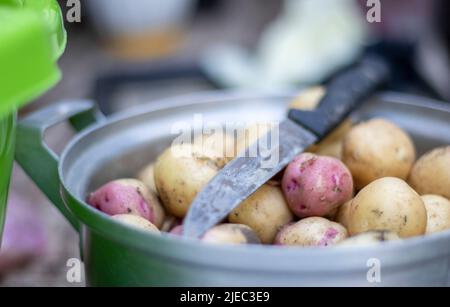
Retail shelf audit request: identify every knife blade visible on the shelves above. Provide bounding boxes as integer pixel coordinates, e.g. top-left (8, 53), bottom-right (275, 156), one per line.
top-left (183, 119), bottom-right (316, 238)
top-left (183, 55), bottom-right (390, 238)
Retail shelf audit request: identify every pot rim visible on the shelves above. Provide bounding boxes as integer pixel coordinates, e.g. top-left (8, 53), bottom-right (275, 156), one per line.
top-left (58, 90), bottom-right (450, 272)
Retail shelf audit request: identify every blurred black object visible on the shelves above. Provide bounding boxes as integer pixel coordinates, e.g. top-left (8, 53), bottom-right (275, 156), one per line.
top-left (197, 0), bottom-right (221, 11)
top-left (364, 41), bottom-right (445, 101)
top-left (93, 39), bottom-right (446, 115)
top-left (320, 40), bottom-right (446, 102)
top-left (93, 61), bottom-right (221, 114)
top-left (437, 0), bottom-right (449, 52)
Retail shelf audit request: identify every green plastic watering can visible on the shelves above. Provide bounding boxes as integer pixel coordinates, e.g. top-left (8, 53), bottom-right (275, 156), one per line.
top-left (0, 0), bottom-right (66, 239)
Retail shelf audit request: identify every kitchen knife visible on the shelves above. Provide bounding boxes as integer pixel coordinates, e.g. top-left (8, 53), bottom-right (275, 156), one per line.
top-left (183, 56), bottom-right (390, 238)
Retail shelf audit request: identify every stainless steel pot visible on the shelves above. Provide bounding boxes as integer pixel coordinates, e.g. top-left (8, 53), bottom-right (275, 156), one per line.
top-left (15, 91), bottom-right (450, 286)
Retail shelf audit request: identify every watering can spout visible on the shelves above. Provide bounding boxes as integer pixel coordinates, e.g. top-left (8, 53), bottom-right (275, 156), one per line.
top-left (0, 0), bottom-right (67, 239)
top-left (0, 0), bottom-right (67, 117)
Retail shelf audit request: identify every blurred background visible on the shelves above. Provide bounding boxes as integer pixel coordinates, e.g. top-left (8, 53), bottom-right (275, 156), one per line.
top-left (2, 0), bottom-right (449, 286)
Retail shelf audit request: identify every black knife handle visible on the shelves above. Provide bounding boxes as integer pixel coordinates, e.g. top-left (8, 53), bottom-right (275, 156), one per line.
top-left (288, 55), bottom-right (390, 138)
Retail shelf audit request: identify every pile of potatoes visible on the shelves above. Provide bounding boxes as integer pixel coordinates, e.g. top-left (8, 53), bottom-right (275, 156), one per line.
top-left (86, 86), bottom-right (450, 247)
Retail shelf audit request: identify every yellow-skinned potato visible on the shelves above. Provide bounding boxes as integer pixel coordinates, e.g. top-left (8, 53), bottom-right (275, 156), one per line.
top-left (202, 224), bottom-right (261, 245)
top-left (288, 86), bottom-right (325, 110)
top-left (289, 86), bottom-right (351, 159)
top-left (338, 230), bottom-right (400, 247)
top-left (408, 146), bottom-right (450, 199)
top-left (274, 217), bottom-right (347, 247)
top-left (194, 132), bottom-right (236, 163)
top-left (137, 163), bottom-right (157, 195)
top-left (154, 144), bottom-right (225, 218)
top-left (342, 119), bottom-right (416, 189)
top-left (311, 120), bottom-right (352, 159)
top-left (335, 199), bottom-right (353, 229)
top-left (228, 184), bottom-right (294, 244)
top-left (112, 214), bottom-right (160, 233)
top-left (348, 177), bottom-right (427, 238)
top-left (421, 195), bottom-right (450, 234)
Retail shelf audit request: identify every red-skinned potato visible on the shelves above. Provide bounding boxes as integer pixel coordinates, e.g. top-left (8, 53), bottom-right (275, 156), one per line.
top-left (87, 178), bottom-right (165, 228)
top-left (282, 153), bottom-right (353, 218)
top-left (274, 217), bottom-right (347, 247)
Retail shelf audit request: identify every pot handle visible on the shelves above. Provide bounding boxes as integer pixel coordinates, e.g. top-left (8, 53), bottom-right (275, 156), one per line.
top-left (15, 101), bottom-right (104, 232)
